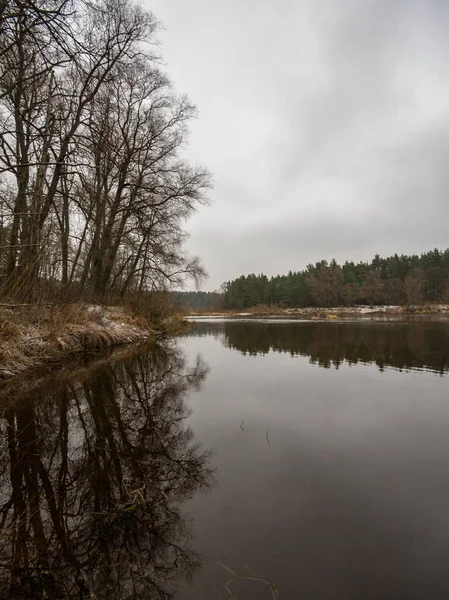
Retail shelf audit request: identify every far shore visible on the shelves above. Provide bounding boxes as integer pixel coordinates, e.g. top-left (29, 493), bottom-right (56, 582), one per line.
top-left (186, 304), bottom-right (449, 319)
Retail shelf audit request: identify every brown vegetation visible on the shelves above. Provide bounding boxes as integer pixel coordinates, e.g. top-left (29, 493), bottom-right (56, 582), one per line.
top-left (0, 0), bottom-right (209, 314)
top-left (0, 0), bottom-right (204, 383)
top-left (0, 302), bottom-right (187, 380)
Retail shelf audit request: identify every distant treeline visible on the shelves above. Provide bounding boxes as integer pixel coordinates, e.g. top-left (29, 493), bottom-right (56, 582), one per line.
top-left (171, 291), bottom-right (224, 310)
top-left (174, 248), bottom-right (449, 309)
top-left (224, 248), bottom-right (449, 308)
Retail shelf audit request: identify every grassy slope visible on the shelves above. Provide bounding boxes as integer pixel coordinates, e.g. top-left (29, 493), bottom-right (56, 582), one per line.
top-left (0, 302), bottom-right (186, 380)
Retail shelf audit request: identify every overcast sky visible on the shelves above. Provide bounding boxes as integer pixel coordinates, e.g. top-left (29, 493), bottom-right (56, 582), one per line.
top-left (145, 0), bottom-right (449, 290)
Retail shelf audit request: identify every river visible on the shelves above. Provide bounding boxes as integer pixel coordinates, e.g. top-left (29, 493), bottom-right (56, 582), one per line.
top-left (1, 318), bottom-right (449, 599)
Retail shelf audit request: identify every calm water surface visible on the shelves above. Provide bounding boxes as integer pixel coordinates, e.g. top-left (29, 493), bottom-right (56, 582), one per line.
top-left (1, 319), bottom-right (449, 599)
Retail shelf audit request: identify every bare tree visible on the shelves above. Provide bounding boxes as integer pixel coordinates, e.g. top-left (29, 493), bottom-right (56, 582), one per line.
top-left (0, 0), bottom-right (207, 303)
top-left (66, 56), bottom-right (210, 298)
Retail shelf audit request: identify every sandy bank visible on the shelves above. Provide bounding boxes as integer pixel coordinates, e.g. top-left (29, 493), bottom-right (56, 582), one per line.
top-left (187, 304), bottom-right (449, 319)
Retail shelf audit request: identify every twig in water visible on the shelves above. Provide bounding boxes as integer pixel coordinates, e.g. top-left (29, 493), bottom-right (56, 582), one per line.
top-left (266, 427), bottom-right (270, 446)
top-left (216, 562), bottom-right (279, 599)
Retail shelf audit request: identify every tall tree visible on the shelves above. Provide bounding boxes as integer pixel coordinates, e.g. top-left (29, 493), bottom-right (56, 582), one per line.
top-left (0, 0), bottom-right (210, 301)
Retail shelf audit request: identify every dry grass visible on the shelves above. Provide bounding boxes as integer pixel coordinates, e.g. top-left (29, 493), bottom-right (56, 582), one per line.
top-left (0, 302), bottom-right (183, 380)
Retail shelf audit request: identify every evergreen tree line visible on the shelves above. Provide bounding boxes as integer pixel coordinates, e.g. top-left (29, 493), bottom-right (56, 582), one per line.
top-left (223, 248), bottom-right (449, 309)
top-left (0, 0), bottom-right (209, 302)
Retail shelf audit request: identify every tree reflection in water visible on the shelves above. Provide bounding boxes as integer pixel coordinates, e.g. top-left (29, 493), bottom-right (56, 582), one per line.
top-left (0, 344), bottom-right (213, 599)
top-left (189, 320), bottom-right (449, 374)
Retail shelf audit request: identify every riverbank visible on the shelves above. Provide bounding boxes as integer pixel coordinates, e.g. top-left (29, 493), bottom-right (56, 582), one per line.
top-left (0, 302), bottom-right (186, 381)
top-left (0, 341), bottom-right (151, 407)
top-left (187, 304), bottom-right (449, 319)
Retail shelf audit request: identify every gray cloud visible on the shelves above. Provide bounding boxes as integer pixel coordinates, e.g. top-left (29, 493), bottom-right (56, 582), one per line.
top-left (145, 0), bottom-right (449, 289)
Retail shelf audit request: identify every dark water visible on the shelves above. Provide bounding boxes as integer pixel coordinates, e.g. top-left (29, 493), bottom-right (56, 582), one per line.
top-left (0, 344), bottom-right (213, 599)
top-left (1, 320), bottom-right (449, 599)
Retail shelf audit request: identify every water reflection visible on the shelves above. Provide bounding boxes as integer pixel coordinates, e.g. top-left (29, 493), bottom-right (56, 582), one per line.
top-left (180, 320), bottom-right (449, 599)
top-left (0, 344), bottom-right (213, 599)
top-left (190, 319), bottom-right (449, 374)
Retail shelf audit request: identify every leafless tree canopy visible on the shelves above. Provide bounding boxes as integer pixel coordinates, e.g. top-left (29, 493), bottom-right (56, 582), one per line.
top-left (0, 0), bottom-right (211, 301)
